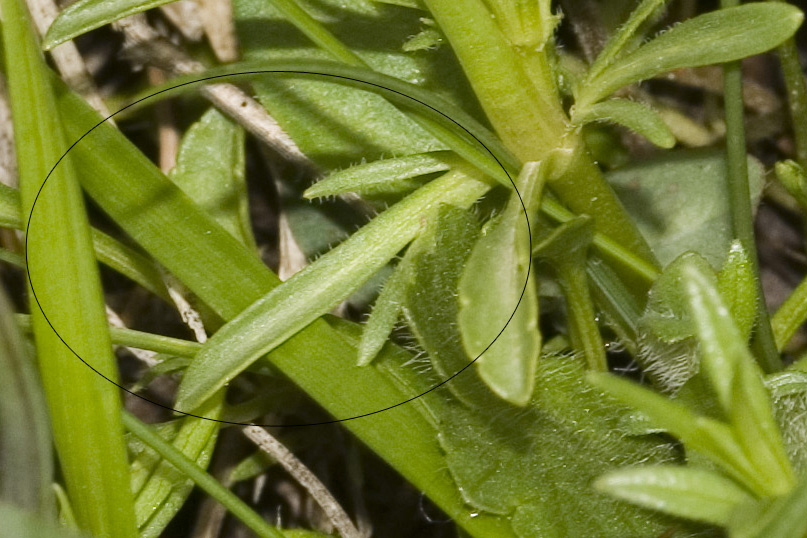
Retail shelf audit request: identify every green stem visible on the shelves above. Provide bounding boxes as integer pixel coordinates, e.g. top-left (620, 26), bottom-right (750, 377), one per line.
top-left (121, 411), bottom-right (284, 538)
top-left (721, 0), bottom-right (781, 372)
top-left (777, 35), bottom-right (807, 170)
top-left (559, 261), bottom-right (608, 371)
top-left (15, 313), bottom-right (202, 357)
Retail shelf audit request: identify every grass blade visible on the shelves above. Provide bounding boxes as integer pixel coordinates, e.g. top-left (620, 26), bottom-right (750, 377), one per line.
top-left (2, 0), bottom-right (138, 534)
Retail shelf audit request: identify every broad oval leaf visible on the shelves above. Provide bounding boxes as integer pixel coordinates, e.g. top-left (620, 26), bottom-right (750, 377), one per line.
top-left (607, 150), bottom-right (764, 268)
top-left (578, 3), bottom-right (804, 108)
top-left (595, 465), bottom-right (752, 526)
top-left (458, 208), bottom-right (539, 406)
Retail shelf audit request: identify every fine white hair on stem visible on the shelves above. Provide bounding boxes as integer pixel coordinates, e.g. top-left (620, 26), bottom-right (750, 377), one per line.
top-left (242, 425), bottom-right (362, 538)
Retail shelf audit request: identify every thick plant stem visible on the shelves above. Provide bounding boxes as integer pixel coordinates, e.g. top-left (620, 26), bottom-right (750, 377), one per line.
top-left (421, 0), bottom-right (658, 271)
top-left (721, 0), bottom-right (781, 372)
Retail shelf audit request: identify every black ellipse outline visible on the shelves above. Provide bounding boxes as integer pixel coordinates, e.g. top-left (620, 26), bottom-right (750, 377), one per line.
top-left (26, 70), bottom-right (532, 427)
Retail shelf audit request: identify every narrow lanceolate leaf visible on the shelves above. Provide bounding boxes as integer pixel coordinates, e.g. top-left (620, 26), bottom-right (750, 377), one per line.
top-left (577, 3), bottom-right (804, 109)
top-left (683, 262), bottom-right (794, 496)
top-left (44, 0), bottom-right (178, 49)
top-left (176, 169), bottom-right (488, 413)
top-left (586, 0), bottom-right (671, 81)
top-left (357, 261), bottom-right (410, 366)
top-left (171, 108), bottom-right (255, 249)
top-left (718, 241), bottom-right (757, 341)
top-left (572, 99), bottom-right (675, 148)
top-left (587, 372), bottom-right (763, 494)
top-left (595, 465), bottom-right (752, 526)
top-left (304, 152), bottom-right (455, 199)
top-left (458, 162), bottom-right (543, 405)
top-left (2, 0), bottom-right (137, 535)
top-left (0, 288), bottom-right (52, 515)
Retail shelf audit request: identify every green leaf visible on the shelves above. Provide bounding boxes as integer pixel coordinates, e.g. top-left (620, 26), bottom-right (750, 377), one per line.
top-left (44, 0), bottom-right (177, 49)
top-left (434, 357), bottom-right (676, 537)
top-left (683, 262), bottom-right (794, 496)
top-left (728, 478), bottom-right (807, 538)
top-left (171, 108), bottom-right (255, 249)
top-left (595, 465), bottom-right (752, 526)
top-left (586, 0), bottom-right (671, 82)
top-left (577, 3), bottom-right (804, 108)
top-left (775, 160), bottom-right (807, 211)
top-left (229, 451), bottom-right (277, 483)
top-left (54, 74), bottom-right (513, 538)
top-left (767, 372), bottom-right (807, 476)
top-left (3, 0), bottom-right (138, 534)
top-left (458, 163), bottom-right (543, 405)
top-left (235, 0), bottom-right (469, 171)
top-left (718, 241), bottom-right (757, 341)
top-left (175, 169), bottom-right (488, 413)
top-left (122, 412), bottom-right (284, 538)
top-left (403, 203), bottom-right (492, 406)
top-left (0, 288), bottom-right (52, 515)
top-left (587, 372), bottom-right (764, 493)
top-left (533, 216), bottom-right (606, 371)
top-left (0, 177), bottom-right (168, 300)
top-left (133, 394), bottom-right (222, 538)
top-left (641, 252), bottom-right (714, 344)
top-left (572, 99), bottom-right (675, 148)
top-left (606, 150), bottom-right (765, 268)
top-left (357, 259), bottom-right (409, 366)
top-left (304, 151), bottom-right (455, 199)
top-left (635, 252), bottom-right (713, 392)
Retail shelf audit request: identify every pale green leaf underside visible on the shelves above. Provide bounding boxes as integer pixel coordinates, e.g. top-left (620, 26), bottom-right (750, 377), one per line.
top-left (595, 465), bottom-right (752, 526)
